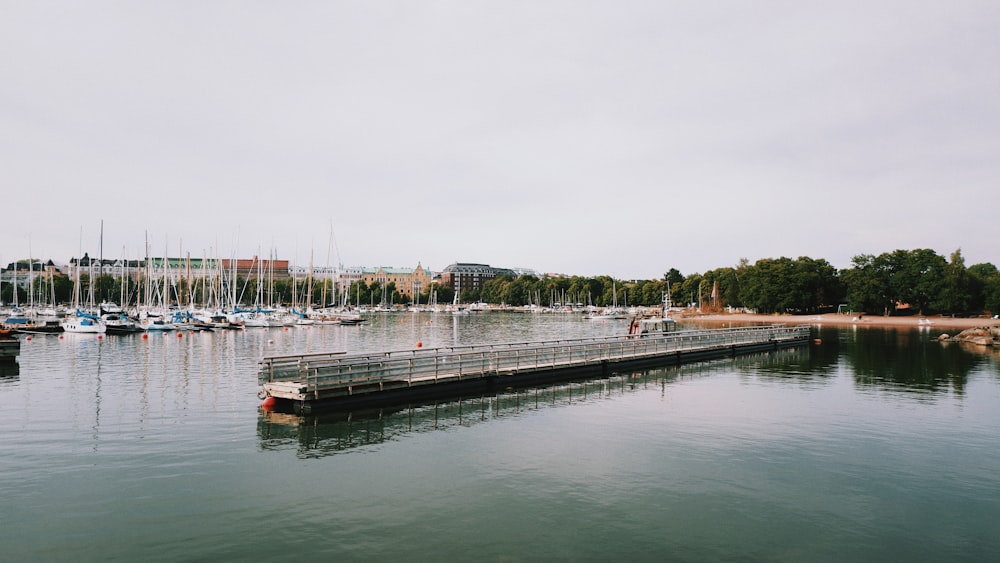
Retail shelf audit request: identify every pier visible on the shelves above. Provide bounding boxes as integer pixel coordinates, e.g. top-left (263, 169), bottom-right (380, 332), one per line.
top-left (258, 324), bottom-right (812, 412)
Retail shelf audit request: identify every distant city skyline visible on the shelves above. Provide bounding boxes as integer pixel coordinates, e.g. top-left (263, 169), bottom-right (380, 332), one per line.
top-left (0, 231), bottom-right (992, 283)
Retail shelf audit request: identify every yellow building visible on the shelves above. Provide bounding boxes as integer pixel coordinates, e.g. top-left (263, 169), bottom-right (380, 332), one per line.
top-left (360, 263), bottom-right (433, 300)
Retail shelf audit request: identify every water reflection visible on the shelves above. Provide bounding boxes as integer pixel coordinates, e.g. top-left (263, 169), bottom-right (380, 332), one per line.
top-left (739, 328), bottom-right (840, 382)
top-left (843, 327), bottom-right (982, 395)
top-left (258, 368), bottom-right (694, 458)
top-left (0, 363), bottom-right (19, 379)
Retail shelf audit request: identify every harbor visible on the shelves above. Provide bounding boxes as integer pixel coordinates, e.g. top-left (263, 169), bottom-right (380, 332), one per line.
top-left (4, 310), bottom-right (1000, 561)
top-left (259, 324), bottom-right (812, 412)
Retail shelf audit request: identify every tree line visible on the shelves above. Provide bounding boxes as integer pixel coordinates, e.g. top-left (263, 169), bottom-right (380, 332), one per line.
top-left (460, 248), bottom-right (998, 317)
top-left (3, 248), bottom-right (998, 316)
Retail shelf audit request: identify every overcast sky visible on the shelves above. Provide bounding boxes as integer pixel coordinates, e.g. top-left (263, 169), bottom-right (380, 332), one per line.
top-left (3, 1), bottom-right (998, 279)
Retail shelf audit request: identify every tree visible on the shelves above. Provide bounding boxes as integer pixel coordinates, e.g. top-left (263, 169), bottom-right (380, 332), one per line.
top-left (843, 254), bottom-right (891, 314)
top-left (679, 273), bottom-right (704, 308)
top-left (885, 249), bottom-right (946, 315)
top-left (968, 263), bottom-right (1000, 315)
top-left (739, 258), bottom-right (791, 313)
top-left (934, 249), bottom-right (972, 315)
top-left (703, 267), bottom-right (739, 310)
top-left (842, 249), bottom-right (948, 316)
top-left (663, 268), bottom-right (684, 287)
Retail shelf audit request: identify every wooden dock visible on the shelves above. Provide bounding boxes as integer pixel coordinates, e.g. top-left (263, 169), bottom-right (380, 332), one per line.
top-left (258, 325), bottom-right (812, 412)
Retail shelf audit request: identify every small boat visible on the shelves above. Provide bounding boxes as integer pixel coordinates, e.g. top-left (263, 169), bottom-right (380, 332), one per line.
top-left (101, 304), bottom-right (142, 334)
top-left (61, 311), bottom-right (107, 334)
top-left (626, 295), bottom-right (678, 337)
top-left (627, 316), bottom-right (677, 336)
top-left (103, 313), bottom-right (142, 334)
top-left (143, 319), bottom-right (177, 332)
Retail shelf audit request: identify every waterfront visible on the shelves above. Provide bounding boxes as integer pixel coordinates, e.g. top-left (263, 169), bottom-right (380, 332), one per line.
top-left (3, 313), bottom-right (999, 561)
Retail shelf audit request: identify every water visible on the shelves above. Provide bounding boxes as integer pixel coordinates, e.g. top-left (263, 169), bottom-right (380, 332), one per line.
top-left (2, 314), bottom-right (999, 561)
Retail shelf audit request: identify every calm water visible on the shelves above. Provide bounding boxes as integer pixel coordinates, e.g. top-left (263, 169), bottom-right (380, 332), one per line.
top-left (2, 314), bottom-right (999, 562)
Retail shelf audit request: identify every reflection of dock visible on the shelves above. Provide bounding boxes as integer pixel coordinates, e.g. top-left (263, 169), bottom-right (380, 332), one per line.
top-left (259, 371), bottom-right (670, 457)
top-left (0, 336), bottom-right (20, 365)
top-left (259, 325), bottom-right (811, 412)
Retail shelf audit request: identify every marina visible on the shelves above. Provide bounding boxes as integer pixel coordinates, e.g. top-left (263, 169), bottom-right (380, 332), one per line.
top-left (259, 324), bottom-right (811, 411)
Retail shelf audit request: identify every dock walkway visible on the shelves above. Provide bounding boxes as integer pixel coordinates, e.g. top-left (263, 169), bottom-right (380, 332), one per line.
top-left (258, 325), bottom-right (811, 411)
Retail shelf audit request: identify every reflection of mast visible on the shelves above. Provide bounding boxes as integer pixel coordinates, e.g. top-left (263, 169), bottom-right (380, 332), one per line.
top-left (92, 337), bottom-right (104, 452)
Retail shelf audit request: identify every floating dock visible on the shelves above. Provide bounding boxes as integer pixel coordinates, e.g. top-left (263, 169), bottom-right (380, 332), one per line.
top-left (258, 325), bottom-right (812, 412)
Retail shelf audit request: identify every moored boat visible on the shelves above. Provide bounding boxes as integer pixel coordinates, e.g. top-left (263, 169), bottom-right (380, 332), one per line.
top-left (103, 313), bottom-right (142, 334)
top-left (61, 310), bottom-right (107, 334)
top-left (142, 318), bottom-right (177, 332)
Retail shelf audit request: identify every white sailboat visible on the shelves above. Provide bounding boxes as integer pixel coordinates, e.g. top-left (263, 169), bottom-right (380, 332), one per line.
top-left (62, 310), bottom-right (107, 334)
top-left (61, 244), bottom-right (107, 334)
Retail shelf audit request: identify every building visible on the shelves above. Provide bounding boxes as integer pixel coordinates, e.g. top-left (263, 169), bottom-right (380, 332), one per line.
top-left (1, 259), bottom-right (63, 291)
top-left (220, 257), bottom-right (290, 280)
top-left (438, 263), bottom-right (516, 295)
top-left (65, 254), bottom-right (145, 279)
top-left (359, 264), bottom-right (433, 301)
top-left (63, 254), bottom-right (291, 281)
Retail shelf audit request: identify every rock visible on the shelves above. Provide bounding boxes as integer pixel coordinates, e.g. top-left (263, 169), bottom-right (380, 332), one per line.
top-left (947, 327), bottom-right (1000, 346)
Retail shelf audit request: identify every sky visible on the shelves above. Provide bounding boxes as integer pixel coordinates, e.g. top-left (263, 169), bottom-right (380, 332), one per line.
top-left (3, 1), bottom-right (998, 280)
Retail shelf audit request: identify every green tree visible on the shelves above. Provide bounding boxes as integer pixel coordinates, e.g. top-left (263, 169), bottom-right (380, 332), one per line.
top-left (739, 258), bottom-right (790, 313)
top-left (885, 249), bottom-right (946, 315)
top-left (968, 263), bottom-right (1000, 315)
top-left (934, 249), bottom-right (972, 315)
top-left (679, 273), bottom-right (704, 308)
top-left (842, 254), bottom-right (891, 314)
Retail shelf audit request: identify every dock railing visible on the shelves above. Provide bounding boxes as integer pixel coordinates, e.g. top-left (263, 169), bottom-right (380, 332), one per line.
top-left (259, 325), bottom-right (810, 398)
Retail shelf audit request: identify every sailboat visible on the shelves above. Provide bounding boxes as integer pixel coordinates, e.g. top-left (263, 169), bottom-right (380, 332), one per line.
top-left (61, 250), bottom-right (107, 334)
top-left (101, 301), bottom-right (140, 334)
top-left (450, 291), bottom-right (468, 315)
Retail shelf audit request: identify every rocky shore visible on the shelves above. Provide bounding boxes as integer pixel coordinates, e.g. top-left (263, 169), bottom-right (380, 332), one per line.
top-left (681, 312), bottom-right (1000, 331)
top-left (938, 326), bottom-right (1000, 347)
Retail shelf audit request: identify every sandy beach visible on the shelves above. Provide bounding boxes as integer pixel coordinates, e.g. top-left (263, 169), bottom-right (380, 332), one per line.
top-left (681, 312), bottom-right (1000, 331)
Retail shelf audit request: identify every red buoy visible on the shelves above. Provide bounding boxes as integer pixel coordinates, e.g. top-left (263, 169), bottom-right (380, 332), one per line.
top-left (416, 341), bottom-right (423, 348)
top-left (26, 336), bottom-right (32, 341)
top-left (142, 333), bottom-right (149, 340)
top-left (97, 335), bottom-right (103, 340)
top-left (177, 332), bottom-right (183, 338)
top-left (261, 396), bottom-right (277, 411)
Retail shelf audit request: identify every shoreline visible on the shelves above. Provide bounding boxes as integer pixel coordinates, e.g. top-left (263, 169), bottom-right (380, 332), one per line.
top-left (680, 312), bottom-right (1000, 331)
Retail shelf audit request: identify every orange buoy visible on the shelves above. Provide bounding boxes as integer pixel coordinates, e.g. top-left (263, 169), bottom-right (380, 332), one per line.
top-left (261, 396), bottom-right (277, 411)
top-left (416, 341), bottom-right (423, 348)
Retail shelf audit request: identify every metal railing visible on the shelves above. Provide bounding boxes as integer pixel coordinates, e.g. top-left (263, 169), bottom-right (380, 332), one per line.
top-left (259, 325), bottom-right (810, 395)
